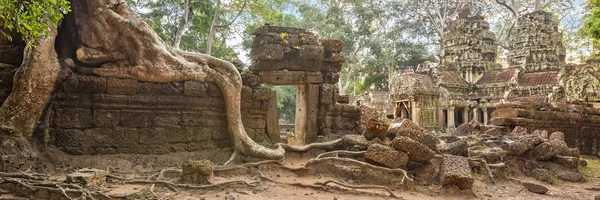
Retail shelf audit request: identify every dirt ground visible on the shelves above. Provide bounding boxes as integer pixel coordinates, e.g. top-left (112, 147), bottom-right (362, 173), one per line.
top-left (1, 149), bottom-right (599, 200)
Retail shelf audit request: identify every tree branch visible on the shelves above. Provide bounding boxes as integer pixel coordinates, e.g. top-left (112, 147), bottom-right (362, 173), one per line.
top-left (216, 0), bottom-right (247, 27)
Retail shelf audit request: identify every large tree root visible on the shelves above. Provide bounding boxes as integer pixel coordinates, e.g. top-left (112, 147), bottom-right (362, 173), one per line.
top-left (305, 157), bottom-right (413, 184)
top-left (315, 150), bottom-right (366, 159)
top-left (317, 180), bottom-right (403, 199)
top-left (280, 138), bottom-right (342, 152)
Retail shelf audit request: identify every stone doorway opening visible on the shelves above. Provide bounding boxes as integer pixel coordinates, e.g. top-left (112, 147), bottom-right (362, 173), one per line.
top-left (271, 86), bottom-right (297, 143)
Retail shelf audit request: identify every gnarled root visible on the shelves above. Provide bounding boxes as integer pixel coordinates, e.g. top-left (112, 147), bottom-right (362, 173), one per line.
top-left (69, 0), bottom-right (284, 163)
top-left (468, 158), bottom-right (495, 183)
top-left (280, 138), bottom-right (343, 152)
top-left (305, 157), bottom-right (413, 184)
top-left (316, 150), bottom-right (366, 159)
top-left (317, 180), bottom-right (403, 199)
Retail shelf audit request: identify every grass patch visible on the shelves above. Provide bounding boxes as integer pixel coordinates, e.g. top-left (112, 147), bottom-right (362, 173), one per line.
top-left (579, 155), bottom-right (600, 178)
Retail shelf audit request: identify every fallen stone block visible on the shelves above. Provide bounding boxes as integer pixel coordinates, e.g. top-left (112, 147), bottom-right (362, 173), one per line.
top-left (391, 136), bottom-right (435, 163)
top-left (439, 139), bottom-right (468, 157)
top-left (552, 155), bottom-right (579, 169)
top-left (469, 147), bottom-right (507, 164)
top-left (522, 181), bottom-right (548, 194)
top-left (532, 140), bottom-right (569, 161)
top-left (182, 159), bottom-right (214, 185)
top-left (501, 141), bottom-right (528, 156)
top-left (363, 118), bottom-right (389, 140)
top-left (341, 134), bottom-right (372, 150)
top-left (484, 128), bottom-right (504, 136)
top-left (509, 126), bottom-right (527, 137)
top-left (65, 168), bottom-right (107, 187)
top-left (532, 130), bottom-right (549, 142)
top-left (549, 131), bottom-right (565, 142)
top-left (440, 154), bottom-right (473, 189)
top-left (364, 143), bottom-right (409, 169)
top-left (453, 123), bottom-right (473, 136)
top-left (555, 171), bottom-right (584, 182)
top-left (414, 155), bottom-right (443, 186)
top-left (531, 168), bottom-right (553, 183)
top-left (387, 119), bottom-right (438, 150)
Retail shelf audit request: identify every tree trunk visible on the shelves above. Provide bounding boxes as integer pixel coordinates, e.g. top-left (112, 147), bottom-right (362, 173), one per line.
top-left (534, 0), bottom-right (541, 11)
top-left (0, 23), bottom-right (60, 158)
top-left (206, 0), bottom-right (221, 55)
top-left (173, 0), bottom-right (193, 50)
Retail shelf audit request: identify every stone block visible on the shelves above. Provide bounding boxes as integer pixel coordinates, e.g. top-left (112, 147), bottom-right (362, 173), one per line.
top-left (50, 129), bottom-right (85, 147)
top-left (54, 108), bottom-right (94, 129)
top-left (320, 39), bottom-right (343, 52)
top-left (93, 110), bottom-right (120, 127)
top-left (440, 154), bottom-right (473, 189)
top-left (552, 155), bottom-right (579, 169)
top-left (138, 82), bottom-right (183, 95)
top-left (78, 75), bottom-right (107, 94)
top-left (183, 81), bottom-right (207, 97)
top-left (66, 169), bottom-right (107, 187)
top-left (391, 136), bottom-right (435, 163)
top-left (453, 123), bottom-right (473, 136)
top-left (206, 83), bottom-right (223, 97)
top-left (363, 118), bottom-right (389, 140)
top-left (242, 73), bottom-right (260, 87)
top-left (322, 72), bottom-right (340, 83)
top-left (294, 45), bottom-right (324, 59)
top-left (250, 44), bottom-right (285, 60)
top-left (252, 25), bottom-right (313, 36)
top-left (182, 160), bottom-right (214, 185)
top-left (252, 87), bottom-right (272, 101)
top-left (106, 78), bottom-right (138, 95)
top-left (258, 71), bottom-right (323, 85)
top-left (522, 182), bottom-right (548, 194)
top-left (119, 110), bottom-right (153, 128)
top-left (251, 59), bottom-right (321, 71)
top-left (337, 95), bottom-right (349, 104)
top-left (59, 74), bottom-right (79, 93)
top-left (323, 51), bottom-right (345, 63)
top-left (439, 139), bottom-right (468, 157)
top-left (319, 62), bottom-right (343, 72)
top-left (414, 155), bottom-right (443, 186)
top-left (386, 119), bottom-right (438, 150)
top-left (210, 127), bottom-right (230, 140)
top-left (152, 111), bottom-right (182, 127)
top-left (341, 134), bottom-right (372, 150)
top-left (364, 143), bottom-right (409, 169)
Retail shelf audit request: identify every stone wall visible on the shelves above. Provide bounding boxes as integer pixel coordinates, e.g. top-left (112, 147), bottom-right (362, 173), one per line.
top-left (49, 74), bottom-right (275, 155)
top-left (249, 26), bottom-right (361, 144)
top-left (491, 103), bottom-right (600, 155)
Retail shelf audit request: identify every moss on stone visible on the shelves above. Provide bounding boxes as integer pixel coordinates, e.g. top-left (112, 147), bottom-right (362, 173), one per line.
top-left (183, 159), bottom-right (214, 175)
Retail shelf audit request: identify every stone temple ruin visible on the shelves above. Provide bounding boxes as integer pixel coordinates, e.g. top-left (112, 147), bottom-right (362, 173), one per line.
top-left (390, 11), bottom-right (600, 155)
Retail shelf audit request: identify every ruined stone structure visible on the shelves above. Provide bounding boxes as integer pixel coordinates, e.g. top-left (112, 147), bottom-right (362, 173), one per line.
top-left (442, 9), bottom-right (497, 83)
top-left (49, 74), bottom-right (277, 155)
top-left (389, 11), bottom-right (600, 155)
top-left (249, 26), bottom-right (361, 144)
top-left (508, 11), bottom-right (566, 72)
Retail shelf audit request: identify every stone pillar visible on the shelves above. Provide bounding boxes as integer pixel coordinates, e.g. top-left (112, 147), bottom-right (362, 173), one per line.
top-left (463, 107), bottom-right (470, 124)
top-left (294, 83), bottom-right (320, 145)
top-left (448, 107), bottom-right (455, 128)
top-left (437, 105), bottom-right (444, 127)
top-left (472, 107), bottom-right (479, 123)
top-left (483, 108), bottom-right (489, 125)
top-left (411, 99), bottom-right (420, 126)
top-left (266, 91), bottom-right (280, 143)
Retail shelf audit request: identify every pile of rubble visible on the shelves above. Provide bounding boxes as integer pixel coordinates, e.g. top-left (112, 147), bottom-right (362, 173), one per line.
top-left (340, 117), bottom-right (587, 192)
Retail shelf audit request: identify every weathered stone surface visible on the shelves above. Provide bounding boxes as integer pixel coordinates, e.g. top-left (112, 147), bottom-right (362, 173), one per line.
top-left (183, 81), bottom-right (207, 97)
top-left (182, 160), bottom-right (214, 185)
top-left (387, 119), bottom-right (438, 150)
top-left (242, 73), bottom-right (260, 87)
top-left (440, 154), bottom-right (473, 189)
top-left (54, 108), bottom-right (94, 129)
top-left (341, 134), bottom-right (372, 150)
top-left (364, 144), bottom-right (409, 169)
top-left (337, 95), bottom-right (349, 104)
top-left (320, 39), bottom-right (343, 52)
top-left (252, 87), bottom-right (272, 101)
top-left (106, 78), bottom-right (139, 95)
top-left (509, 126), bottom-right (528, 137)
top-left (252, 25), bottom-right (313, 36)
top-left (555, 171), bottom-right (584, 182)
top-left (391, 136), bottom-right (435, 163)
top-left (363, 118), bottom-right (389, 140)
top-left (532, 141), bottom-right (561, 161)
top-left (320, 62), bottom-right (343, 72)
top-left (469, 147), bottom-right (507, 164)
top-left (549, 131), bottom-right (565, 142)
top-left (250, 44), bottom-right (285, 60)
top-left (514, 134), bottom-right (542, 150)
top-left (454, 123), bottom-right (473, 136)
top-left (532, 130), bottom-right (549, 141)
top-left (552, 155), bottom-right (579, 169)
top-left (484, 128), bottom-right (504, 136)
top-left (522, 182), bottom-right (548, 194)
top-left (532, 168), bottom-right (553, 183)
top-left (501, 141), bottom-right (528, 156)
top-left (414, 155), bottom-right (443, 186)
top-left (322, 72), bottom-right (340, 83)
top-left (440, 139), bottom-right (468, 157)
top-left (323, 51), bottom-right (345, 63)
top-left (66, 169), bottom-right (107, 187)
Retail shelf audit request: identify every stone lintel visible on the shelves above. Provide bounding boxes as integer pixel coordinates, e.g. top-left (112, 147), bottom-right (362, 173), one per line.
top-left (258, 71), bottom-right (322, 85)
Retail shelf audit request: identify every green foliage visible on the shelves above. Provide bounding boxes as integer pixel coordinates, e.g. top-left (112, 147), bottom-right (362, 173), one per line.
top-left (584, 0), bottom-right (600, 57)
top-left (271, 86), bottom-right (296, 123)
top-left (0, 0), bottom-right (70, 48)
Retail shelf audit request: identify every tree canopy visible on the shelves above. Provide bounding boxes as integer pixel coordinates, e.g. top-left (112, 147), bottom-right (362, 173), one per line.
top-left (0, 0), bottom-right (70, 47)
